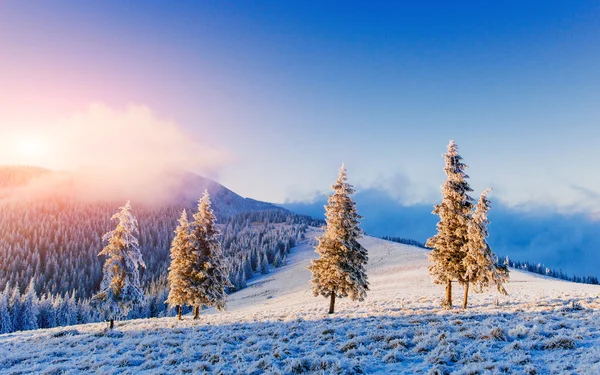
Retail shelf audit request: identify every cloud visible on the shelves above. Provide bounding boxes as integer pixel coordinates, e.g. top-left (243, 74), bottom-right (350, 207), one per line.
top-left (281, 186), bottom-right (600, 279)
top-left (0, 103), bottom-right (233, 203)
top-left (361, 172), bottom-right (439, 205)
top-left (45, 103), bottom-right (231, 175)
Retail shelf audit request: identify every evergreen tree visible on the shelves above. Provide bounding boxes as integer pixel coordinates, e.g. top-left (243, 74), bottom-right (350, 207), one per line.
top-left (463, 189), bottom-right (508, 308)
top-left (76, 297), bottom-right (92, 324)
top-left (9, 285), bottom-right (21, 331)
top-left (19, 279), bottom-right (39, 331)
top-left (166, 210), bottom-right (193, 320)
top-left (188, 190), bottom-right (231, 318)
top-left (38, 294), bottom-right (56, 329)
top-left (0, 284), bottom-right (12, 334)
top-left (66, 291), bottom-right (78, 325)
top-left (426, 141), bottom-right (474, 309)
top-left (260, 252), bottom-right (269, 275)
top-left (308, 164), bottom-right (369, 314)
top-left (92, 201), bottom-right (145, 329)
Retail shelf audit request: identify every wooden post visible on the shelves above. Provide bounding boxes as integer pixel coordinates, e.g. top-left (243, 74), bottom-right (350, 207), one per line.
top-left (462, 283), bottom-right (469, 310)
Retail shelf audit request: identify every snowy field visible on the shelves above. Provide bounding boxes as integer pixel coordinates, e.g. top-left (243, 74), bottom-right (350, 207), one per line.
top-left (2, 229), bottom-right (600, 374)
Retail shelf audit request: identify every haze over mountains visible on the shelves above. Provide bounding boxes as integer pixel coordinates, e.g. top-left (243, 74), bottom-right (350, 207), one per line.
top-left (0, 165), bottom-right (279, 214)
top-left (2, 164), bottom-right (598, 280)
top-left (283, 187), bottom-right (600, 279)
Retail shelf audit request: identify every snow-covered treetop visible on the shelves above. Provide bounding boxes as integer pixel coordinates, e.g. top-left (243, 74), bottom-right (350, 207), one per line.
top-left (194, 189), bottom-right (217, 230)
top-left (472, 188), bottom-right (492, 236)
top-left (444, 140), bottom-right (470, 181)
top-left (100, 201), bottom-right (144, 266)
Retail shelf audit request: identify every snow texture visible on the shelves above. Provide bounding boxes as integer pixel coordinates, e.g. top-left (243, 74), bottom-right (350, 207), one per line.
top-left (2, 231), bottom-right (600, 374)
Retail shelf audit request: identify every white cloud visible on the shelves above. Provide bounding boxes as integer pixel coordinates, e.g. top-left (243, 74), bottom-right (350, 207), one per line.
top-left (0, 103), bottom-right (233, 203)
top-left (45, 103), bottom-right (231, 175)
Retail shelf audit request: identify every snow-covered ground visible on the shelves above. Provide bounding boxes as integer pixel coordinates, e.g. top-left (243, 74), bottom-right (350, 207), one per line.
top-left (2, 229), bottom-right (600, 374)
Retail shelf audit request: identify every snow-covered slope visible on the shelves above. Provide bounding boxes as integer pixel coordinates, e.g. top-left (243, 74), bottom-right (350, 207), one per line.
top-left (2, 230), bottom-right (600, 374)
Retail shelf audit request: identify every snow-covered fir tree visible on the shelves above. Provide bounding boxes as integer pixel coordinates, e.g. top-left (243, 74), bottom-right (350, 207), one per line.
top-left (9, 286), bottom-right (21, 331)
top-left (308, 164), bottom-right (369, 314)
top-left (426, 141), bottom-right (474, 309)
top-left (37, 294), bottom-right (56, 329)
top-left (58, 293), bottom-right (77, 327)
top-left (166, 210), bottom-right (193, 320)
top-left (92, 201), bottom-right (146, 329)
top-left (463, 189), bottom-right (508, 308)
top-left (188, 190), bottom-right (231, 318)
top-left (19, 279), bottom-right (39, 331)
top-left (0, 285), bottom-right (11, 334)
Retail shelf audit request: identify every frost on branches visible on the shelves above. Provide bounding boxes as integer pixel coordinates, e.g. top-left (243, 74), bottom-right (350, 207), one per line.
top-left (166, 210), bottom-right (194, 320)
top-left (92, 201), bottom-right (145, 329)
top-left (463, 188), bottom-right (508, 308)
top-left (308, 164), bottom-right (368, 314)
top-left (188, 190), bottom-right (231, 318)
top-left (426, 141), bottom-right (474, 309)
top-left (20, 279), bottom-right (39, 331)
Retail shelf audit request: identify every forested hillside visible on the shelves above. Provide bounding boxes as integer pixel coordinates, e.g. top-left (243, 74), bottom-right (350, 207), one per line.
top-left (0, 166), bottom-right (323, 333)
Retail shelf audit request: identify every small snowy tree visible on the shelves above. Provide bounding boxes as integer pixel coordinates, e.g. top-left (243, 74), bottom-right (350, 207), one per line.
top-left (260, 252), bottom-right (269, 275)
top-left (53, 294), bottom-right (77, 327)
top-left (0, 285), bottom-right (12, 334)
top-left (19, 279), bottom-right (39, 331)
top-left (37, 294), bottom-right (56, 329)
top-left (9, 285), bottom-right (21, 331)
top-left (92, 201), bottom-right (145, 329)
top-left (463, 189), bottom-right (508, 308)
top-left (426, 141), bottom-right (474, 309)
top-left (166, 210), bottom-right (193, 320)
top-left (188, 190), bottom-right (231, 318)
top-left (308, 164), bottom-right (369, 314)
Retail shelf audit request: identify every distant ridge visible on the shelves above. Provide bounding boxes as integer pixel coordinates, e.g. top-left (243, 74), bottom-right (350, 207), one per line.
top-left (0, 165), bottom-right (283, 219)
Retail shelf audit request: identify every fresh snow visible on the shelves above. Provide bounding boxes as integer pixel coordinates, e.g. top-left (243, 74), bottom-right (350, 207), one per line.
top-left (2, 229), bottom-right (600, 374)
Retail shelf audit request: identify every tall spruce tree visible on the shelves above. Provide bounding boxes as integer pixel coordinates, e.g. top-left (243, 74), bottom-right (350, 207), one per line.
top-left (92, 201), bottom-right (145, 329)
top-left (308, 164), bottom-right (369, 314)
top-left (188, 190), bottom-right (231, 318)
top-left (463, 189), bottom-right (508, 308)
top-left (426, 141), bottom-right (474, 309)
top-left (166, 210), bottom-right (193, 320)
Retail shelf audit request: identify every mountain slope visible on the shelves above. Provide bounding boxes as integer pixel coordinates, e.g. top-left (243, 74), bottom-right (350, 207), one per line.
top-left (0, 166), bottom-right (317, 313)
top-left (2, 234), bottom-right (600, 374)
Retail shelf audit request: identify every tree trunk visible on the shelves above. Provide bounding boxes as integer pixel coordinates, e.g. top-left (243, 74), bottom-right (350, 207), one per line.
top-left (328, 293), bottom-right (336, 314)
top-left (177, 305), bottom-right (182, 320)
top-left (445, 279), bottom-right (452, 309)
top-left (109, 318), bottom-right (114, 330)
top-left (462, 282), bottom-right (469, 310)
top-left (193, 306), bottom-right (200, 320)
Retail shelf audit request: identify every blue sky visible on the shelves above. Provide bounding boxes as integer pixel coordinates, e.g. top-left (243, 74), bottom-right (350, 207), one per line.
top-left (1, 1), bottom-right (600, 208)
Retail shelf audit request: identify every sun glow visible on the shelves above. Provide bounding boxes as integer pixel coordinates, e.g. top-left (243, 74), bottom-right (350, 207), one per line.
top-left (8, 133), bottom-right (51, 165)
